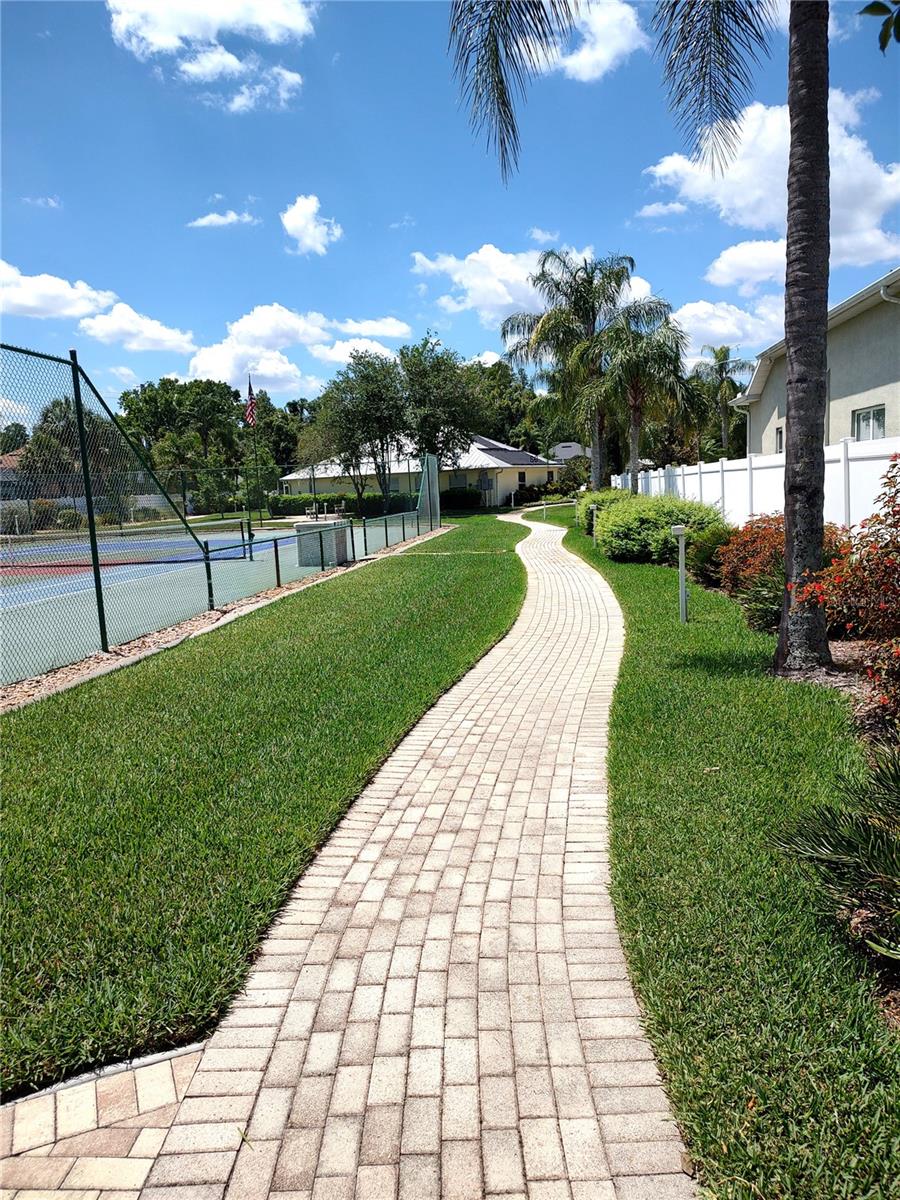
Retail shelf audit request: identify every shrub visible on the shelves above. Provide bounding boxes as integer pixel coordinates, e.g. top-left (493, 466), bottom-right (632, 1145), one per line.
top-left (97, 511), bottom-right (122, 527)
top-left (440, 487), bottom-right (482, 510)
top-left (594, 496), bottom-right (725, 565)
top-left (0, 501), bottom-right (32, 535)
top-left (575, 488), bottom-right (632, 532)
top-left (55, 508), bottom-right (84, 531)
top-left (270, 492), bottom-right (418, 517)
top-left (719, 512), bottom-right (843, 596)
top-left (31, 499), bottom-right (59, 530)
top-left (776, 745), bottom-right (900, 962)
top-left (795, 454), bottom-right (900, 725)
top-left (686, 523), bottom-right (738, 588)
top-left (737, 570), bottom-right (785, 632)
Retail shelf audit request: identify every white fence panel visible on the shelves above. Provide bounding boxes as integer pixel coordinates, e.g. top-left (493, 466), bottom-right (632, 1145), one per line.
top-left (613, 436), bottom-right (899, 528)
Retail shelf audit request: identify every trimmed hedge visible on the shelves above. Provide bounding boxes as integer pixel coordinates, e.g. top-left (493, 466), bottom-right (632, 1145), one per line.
top-left (594, 496), bottom-right (724, 564)
top-left (575, 488), bottom-right (633, 533)
top-left (440, 487), bottom-right (483, 510)
top-left (270, 492), bottom-right (418, 517)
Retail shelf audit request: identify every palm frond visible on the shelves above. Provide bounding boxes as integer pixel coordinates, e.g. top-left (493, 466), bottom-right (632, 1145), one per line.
top-left (449, 1), bottom-right (579, 180)
top-left (653, 0), bottom-right (777, 168)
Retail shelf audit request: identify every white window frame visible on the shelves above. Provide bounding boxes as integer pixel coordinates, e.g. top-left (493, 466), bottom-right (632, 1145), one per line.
top-left (852, 405), bottom-right (886, 442)
top-left (774, 426), bottom-right (783, 453)
top-left (517, 470), bottom-right (526, 485)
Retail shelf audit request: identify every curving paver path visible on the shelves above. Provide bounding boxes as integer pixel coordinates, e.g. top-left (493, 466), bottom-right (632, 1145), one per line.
top-left (1, 514), bottom-right (694, 1200)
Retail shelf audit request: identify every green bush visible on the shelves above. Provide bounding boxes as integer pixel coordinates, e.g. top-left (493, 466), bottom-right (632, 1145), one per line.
top-left (776, 746), bottom-right (900, 962)
top-left (736, 569), bottom-right (784, 632)
top-left (31, 499), bottom-right (59, 530)
top-left (55, 508), bottom-right (84, 531)
top-left (594, 496), bottom-right (724, 564)
top-left (575, 488), bottom-right (632, 533)
top-left (0, 501), bottom-right (32, 535)
top-left (97, 511), bottom-right (123, 527)
top-left (270, 492), bottom-right (418, 517)
top-left (687, 523), bottom-right (738, 588)
top-left (440, 487), bottom-right (482, 510)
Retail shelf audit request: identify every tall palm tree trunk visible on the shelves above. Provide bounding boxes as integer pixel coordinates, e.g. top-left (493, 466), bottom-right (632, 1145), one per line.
top-left (720, 397), bottom-right (729, 455)
top-left (628, 391), bottom-right (642, 495)
top-left (590, 404), bottom-right (607, 489)
top-left (776, 0), bottom-right (832, 671)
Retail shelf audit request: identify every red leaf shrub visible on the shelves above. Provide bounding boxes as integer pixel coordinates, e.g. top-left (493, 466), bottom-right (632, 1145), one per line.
top-left (796, 454), bottom-right (900, 730)
top-left (718, 513), bottom-right (843, 596)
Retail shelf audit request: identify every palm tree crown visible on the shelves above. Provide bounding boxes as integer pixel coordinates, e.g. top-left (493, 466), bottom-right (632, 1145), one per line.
top-left (691, 344), bottom-right (755, 453)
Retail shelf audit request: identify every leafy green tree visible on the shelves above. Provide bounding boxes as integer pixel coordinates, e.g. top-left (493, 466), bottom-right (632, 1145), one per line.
top-left (400, 335), bottom-right (474, 466)
top-left (119, 378), bottom-right (183, 453)
top-left (0, 423), bottom-right (27, 454)
top-left (502, 250), bottom-right (637, 488)
top-left (247, 389), bottom-right (304, 468)
top-left (448, 0), bottom-right (832, 670)
top-left (316, 352), bottom-right (408, 511)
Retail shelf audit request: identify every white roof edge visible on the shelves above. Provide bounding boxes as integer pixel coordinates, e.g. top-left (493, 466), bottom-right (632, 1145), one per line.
top-left (738, 264), bottom-right (900, 404)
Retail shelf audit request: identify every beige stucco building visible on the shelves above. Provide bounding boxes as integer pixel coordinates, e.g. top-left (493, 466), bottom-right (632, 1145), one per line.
top-left (737, 267), bottom-right (900, 454)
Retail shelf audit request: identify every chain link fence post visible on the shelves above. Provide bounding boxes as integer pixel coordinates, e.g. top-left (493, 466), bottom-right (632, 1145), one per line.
top-left (70, 349), bottom-right (109, 652)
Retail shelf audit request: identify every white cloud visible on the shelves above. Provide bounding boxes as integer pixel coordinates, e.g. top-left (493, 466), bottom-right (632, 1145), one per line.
top-left (110, 366), bottom-right (139, 384)
top-left (79, 302), bottom-right (196, 353)
top-left (178, 43), bottom-right (246, 80)
top-left (334, 316), bottom-right (411, 337)
top-left (672, 294), bottom-right (784, 356)
top-left (704, 240), bottom-right (786, 295)
top-left (222, 65), bottom-right (302, 112)
top-left (389, 214), bottom-right (416, 230)
top-left (646, 88), bottom-right (900, 292)
top-left (546, 0), bottom-right (648, 83)
top-left (187, 337), bottom-right (320, 394)
top-left (226, 303), bottom-right (331, 348)
top-left (528, 227), bottom-right (559, 245)
top-left (635, 201), bottom-right (687, 219)
top-left (208, 191), bottom-right (224, 203)
top-left (187, 209), bottom-right (260, 228)
top-left (471, 350), bottom-right (501, 367)
top-left (280, 194), bottom-right (343, 255)
top-left (22, 195), bottom-right (62, 209)
top-left (0, 260), bottom-right (116, 318)
top-left (107, 1), bottom-right (315, 58)
top-left (308, 338), bottom-right (396, 364)
top-left (411, 242), bottom-right (595, 327)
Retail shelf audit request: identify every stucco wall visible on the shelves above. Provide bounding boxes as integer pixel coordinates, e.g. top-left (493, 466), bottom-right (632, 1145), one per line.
top-left (748, 298), bottom-right (900, 454)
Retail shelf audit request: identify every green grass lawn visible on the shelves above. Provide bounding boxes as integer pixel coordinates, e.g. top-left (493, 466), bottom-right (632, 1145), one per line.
top-left (1, 515), bottom-right (526, 1097)
top-left (533, 507), bottom-right (900, 1200)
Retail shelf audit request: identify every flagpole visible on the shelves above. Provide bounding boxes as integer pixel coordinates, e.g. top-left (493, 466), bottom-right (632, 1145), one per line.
top-left (253, 421), bottom-right (263, 523)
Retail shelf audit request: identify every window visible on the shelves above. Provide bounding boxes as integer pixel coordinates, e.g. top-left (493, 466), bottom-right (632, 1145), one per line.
top-left (853, 405), bottom-right (886, 442)
top-left (775, 426), bottom-right (783, 453)
top-left (518, 471), bottom-right (526, 485)
top-left (547, 471), bottom-right (554, 483)
top-left (389, 477), bottom-right (400, 493)
top-left (450, 470), bottom-right (467, 488)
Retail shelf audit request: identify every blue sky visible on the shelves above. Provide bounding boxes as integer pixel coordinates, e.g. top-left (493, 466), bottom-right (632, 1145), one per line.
top-left (2, 1), bottom-right (899, 408)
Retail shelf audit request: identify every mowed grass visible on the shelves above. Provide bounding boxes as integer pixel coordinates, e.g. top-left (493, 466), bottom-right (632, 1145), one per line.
top-left (534, 508), bottom-right (900, 1200)
top-left (1, 515), bottom-right (527, 1096)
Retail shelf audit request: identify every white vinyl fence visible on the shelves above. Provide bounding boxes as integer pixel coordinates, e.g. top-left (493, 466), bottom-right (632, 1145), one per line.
top-left (612, 436), bottom-right (900, 528)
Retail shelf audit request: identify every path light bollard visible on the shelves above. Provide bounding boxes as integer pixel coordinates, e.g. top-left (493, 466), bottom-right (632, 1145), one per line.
top-left (671, 524), bottom-right (688, 622)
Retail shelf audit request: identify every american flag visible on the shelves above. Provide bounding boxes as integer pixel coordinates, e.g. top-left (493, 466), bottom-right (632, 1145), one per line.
top-left (245, 377), bottom-right (257, 427)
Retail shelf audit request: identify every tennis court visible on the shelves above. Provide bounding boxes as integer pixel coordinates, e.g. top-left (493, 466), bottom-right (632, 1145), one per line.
top-left (0, 514), bottom-right (428, 683)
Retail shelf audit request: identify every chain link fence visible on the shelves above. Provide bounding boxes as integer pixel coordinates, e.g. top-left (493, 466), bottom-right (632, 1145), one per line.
top-left (0, 344), bottom-right (441, 685)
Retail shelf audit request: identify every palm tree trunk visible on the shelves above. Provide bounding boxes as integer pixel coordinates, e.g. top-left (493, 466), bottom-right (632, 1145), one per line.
top-left (590, 404), bottom-right (605, 489)
top-left (629, 393), bottom-right (641, 495)
top-left (775, 0), bottom-right (832, 671)
top-left (720, 396), bottom-right (729, 455)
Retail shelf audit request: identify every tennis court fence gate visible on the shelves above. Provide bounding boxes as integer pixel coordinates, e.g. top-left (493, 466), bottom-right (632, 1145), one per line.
top-left (0, 343), bottom-right (441, 685)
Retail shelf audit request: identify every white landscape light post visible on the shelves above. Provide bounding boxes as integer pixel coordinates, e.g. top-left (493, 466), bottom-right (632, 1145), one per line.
top-left (671, 524), bottom-right (688, 622)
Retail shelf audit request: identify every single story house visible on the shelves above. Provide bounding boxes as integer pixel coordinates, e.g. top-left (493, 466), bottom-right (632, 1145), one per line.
top-left (0, 447), bottom-right (26, 501)
top-left (280, 435), bottom-right (561, 507)
top-left (735, 266), bottom-right (900, 454)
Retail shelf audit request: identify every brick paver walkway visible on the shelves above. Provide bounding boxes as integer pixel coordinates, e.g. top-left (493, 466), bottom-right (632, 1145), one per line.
top-left (1, 514), bottom-right (694, 1200)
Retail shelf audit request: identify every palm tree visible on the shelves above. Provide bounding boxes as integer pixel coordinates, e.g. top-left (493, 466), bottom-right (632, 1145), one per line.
top-left (502, 250), bottom-right (636, 488)
top-left (577, 300), bottom-right (686, 494)
top-left (691, 345), bottom-right (754, 454)
top-left (449, 0), bottom-right (832, 671)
